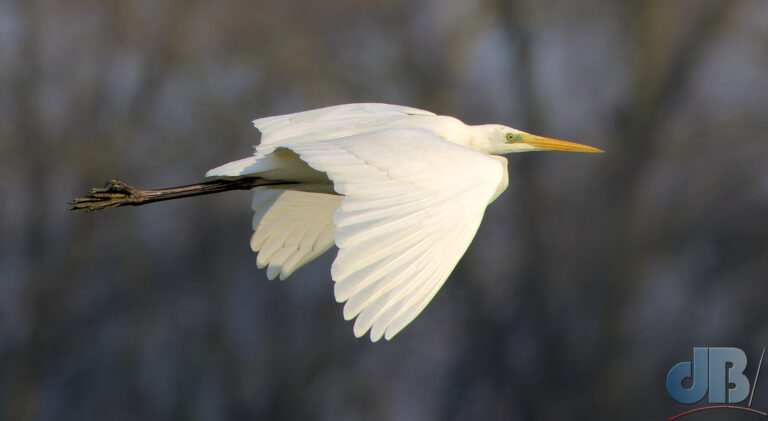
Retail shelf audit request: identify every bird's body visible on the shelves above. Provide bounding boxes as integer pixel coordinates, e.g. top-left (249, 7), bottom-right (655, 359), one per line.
top-left (204, 103), bottom-right (602, 341)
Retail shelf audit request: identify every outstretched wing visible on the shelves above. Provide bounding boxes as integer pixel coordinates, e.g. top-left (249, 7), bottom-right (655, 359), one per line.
top-left (287, 128), bottom-right (506, 341)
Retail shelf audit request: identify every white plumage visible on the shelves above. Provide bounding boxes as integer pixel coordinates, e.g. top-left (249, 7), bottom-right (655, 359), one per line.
top-left (249, 189), bottom-right (339, 280)
top-left (207, 103), bottom-right (602, 341)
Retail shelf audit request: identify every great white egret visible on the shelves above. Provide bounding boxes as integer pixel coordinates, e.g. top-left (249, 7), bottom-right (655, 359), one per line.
top-left (72, 103), bottom-right (602, 341)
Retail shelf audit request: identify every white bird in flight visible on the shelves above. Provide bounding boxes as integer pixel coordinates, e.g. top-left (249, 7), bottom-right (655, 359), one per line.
top-left (72, 103), bottom-right (602, 341)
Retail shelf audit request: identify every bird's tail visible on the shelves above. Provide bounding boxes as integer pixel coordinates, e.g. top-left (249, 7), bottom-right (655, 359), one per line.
top-left (206, 155), bottom-right (266, 178)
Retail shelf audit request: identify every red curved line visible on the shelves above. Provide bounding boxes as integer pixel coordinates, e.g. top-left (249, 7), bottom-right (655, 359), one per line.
top-left (668, 405), bottom-right (768, 421)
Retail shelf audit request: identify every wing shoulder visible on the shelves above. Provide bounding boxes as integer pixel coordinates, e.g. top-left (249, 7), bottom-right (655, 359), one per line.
top-left (251, 104), bottom-right (436, 153)
top-left (252, 103), bottom-right (434, 133)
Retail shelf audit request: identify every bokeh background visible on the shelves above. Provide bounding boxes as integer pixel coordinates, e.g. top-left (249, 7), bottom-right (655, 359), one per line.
top-left (2, 0), bottom-right (768, 420)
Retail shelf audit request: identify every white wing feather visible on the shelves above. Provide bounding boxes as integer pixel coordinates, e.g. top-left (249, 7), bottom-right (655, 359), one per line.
top-left (285, 128), bottom-right (505, 341)
top-left (250, 189), bottom-right (340, 280)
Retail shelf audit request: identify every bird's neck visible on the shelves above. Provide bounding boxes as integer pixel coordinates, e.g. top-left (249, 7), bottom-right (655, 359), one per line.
top-left (467, 124), bottom-right (504, 154)
top-left (409, 117), bottom-right (497, 154)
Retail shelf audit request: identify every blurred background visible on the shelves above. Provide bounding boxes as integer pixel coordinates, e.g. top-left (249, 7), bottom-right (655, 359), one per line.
top-left (2, 0), bottom-right (768, 420)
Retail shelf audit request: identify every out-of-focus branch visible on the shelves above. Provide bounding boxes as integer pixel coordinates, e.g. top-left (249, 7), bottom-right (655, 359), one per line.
top-left (612, 0), bottom-right (734, 192)
top-left (596, 0), bottom-right (735, 415)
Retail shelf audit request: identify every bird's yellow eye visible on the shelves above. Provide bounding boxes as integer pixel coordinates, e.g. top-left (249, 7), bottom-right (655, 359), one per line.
top-left (506, 133), bottom-right (517, 143)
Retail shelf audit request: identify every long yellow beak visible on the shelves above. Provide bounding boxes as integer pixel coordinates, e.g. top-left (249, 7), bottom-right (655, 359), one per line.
top-left (521, 134), bottom-right (604, 153)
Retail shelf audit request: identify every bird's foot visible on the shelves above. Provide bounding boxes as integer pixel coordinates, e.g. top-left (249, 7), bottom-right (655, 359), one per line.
top-left (69, 179), bottom-right (142, 211)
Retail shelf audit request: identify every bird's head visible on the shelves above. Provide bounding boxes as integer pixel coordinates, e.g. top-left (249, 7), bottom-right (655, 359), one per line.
top-left (473, 124), bottom-right (603, 155)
